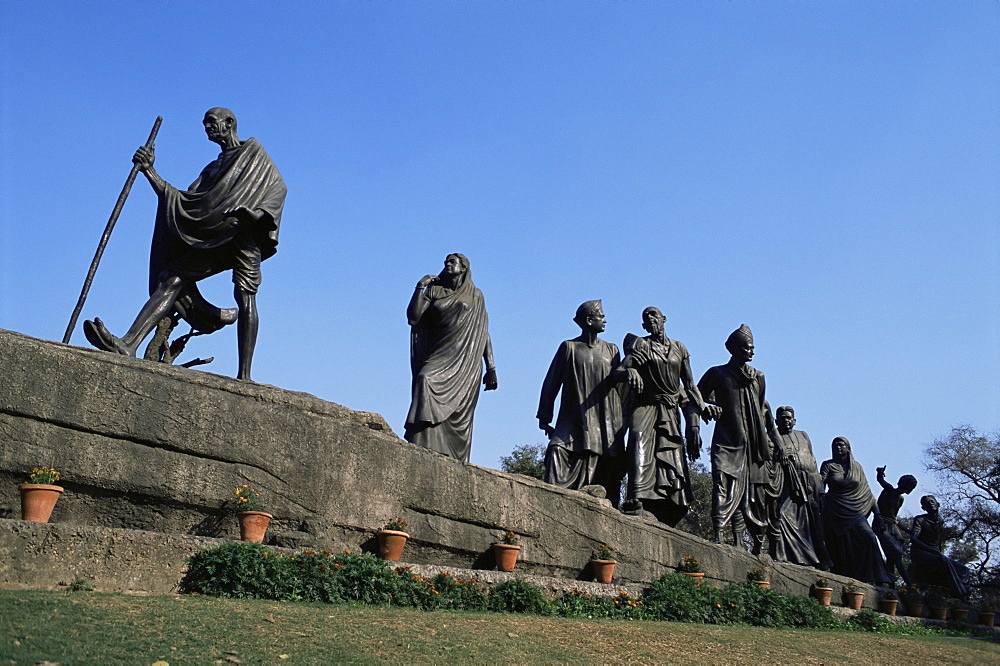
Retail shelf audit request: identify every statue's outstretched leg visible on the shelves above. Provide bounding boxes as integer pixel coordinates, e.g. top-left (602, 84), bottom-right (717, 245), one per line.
top-left (84, 274), bottom-right (185, 357)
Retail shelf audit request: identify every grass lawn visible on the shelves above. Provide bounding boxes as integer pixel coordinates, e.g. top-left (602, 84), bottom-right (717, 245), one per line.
top-left (2, 588), bottom-right (998, 664)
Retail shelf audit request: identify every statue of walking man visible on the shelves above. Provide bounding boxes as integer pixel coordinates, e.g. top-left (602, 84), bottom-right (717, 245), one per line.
top-left (537, 300), bottom-right (626, 504)
top-left (619, 306), bottom-right (706, 526)
top-left (698, 324), bottom-right (782, 546)
top-left (84, 108), bottom-right (286, 380)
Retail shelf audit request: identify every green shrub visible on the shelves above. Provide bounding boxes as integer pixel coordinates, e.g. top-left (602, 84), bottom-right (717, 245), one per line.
top-left (183, 541), bottom-right (296, 600)
top-left (488, 578), bottom-right (551, 615)
top-left (182, 542), bottom-right (978, 638)
top-left (552, 590), bottom-right (596, 617)
top-left (847, 608), bottom-right (895, 633)
top-left (68, 577), bottom-right (94, 592)
top-left (643, 573), bottom-right (712, 623)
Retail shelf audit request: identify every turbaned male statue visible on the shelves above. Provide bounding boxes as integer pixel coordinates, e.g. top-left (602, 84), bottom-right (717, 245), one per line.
top-left (84, 108), bottom-right (286, 380)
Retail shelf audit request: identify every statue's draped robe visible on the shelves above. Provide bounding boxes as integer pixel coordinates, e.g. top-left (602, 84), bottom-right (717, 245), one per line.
top-left (149, 138), bottom-right (286, 330)
top-left (698, 362), bottom-right (773, 531)
top-left (537, 337), bottom-right (624, 492)
top-left (908, 513), bottom-right (970, 598)
top-left (775, 429), bottom-right (824, 566)
top-left (625, 336), bottom-right (699, 526)
top-left (821, 453), bottom-right (891, 584)
top-left (405, 275), bottom-right (491, 463)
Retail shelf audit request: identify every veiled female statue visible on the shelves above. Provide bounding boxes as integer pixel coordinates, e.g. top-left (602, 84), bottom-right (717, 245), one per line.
top-left (820, 436), bottom-right (891, 584)
top-left (404, 253), bottom-right (497, 463)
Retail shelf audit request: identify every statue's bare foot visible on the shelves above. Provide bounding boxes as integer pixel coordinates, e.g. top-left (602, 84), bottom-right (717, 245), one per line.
top-left (83, 318), bottom-right (134, 357)
top-left (620, 499), bottom-right (642, 514)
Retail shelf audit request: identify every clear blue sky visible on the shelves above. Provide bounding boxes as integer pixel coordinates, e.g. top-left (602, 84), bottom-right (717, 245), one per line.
top-left (1, 2), bottom-right (997, 513)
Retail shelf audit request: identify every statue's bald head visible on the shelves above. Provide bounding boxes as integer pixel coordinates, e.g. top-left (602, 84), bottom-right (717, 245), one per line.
top-left (205, 107), bottom-right (236, 125)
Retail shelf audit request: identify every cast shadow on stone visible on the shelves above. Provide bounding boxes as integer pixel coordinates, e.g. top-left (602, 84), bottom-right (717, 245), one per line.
top-left (191, 506), bottom-right (232, 539)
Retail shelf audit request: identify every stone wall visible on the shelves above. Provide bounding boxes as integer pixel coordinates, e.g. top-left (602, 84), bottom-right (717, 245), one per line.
top-left (0, 329), bottom-right (877, 605)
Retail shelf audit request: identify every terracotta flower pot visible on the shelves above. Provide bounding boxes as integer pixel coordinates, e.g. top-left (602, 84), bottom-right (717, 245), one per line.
top-left (951, 608), bottom-right (970, 622)
top-left (979, 612), bottom-right (995, 627)
top-left (591, 559), bottom-right (616, 584)
top-left (19, 484), bottom-right (64, 523)
top-left (844, 591), bottom-right (864, 610)
top-left (681, 572), bottom-right (705, 586)
top-left (376, 529), bottom-right (409, 561)
top-left (929, 606), bottom-right (948, 621)
top-left (812, 587), bottom-right (833, 606)
top-left (752, 580), bottom-right (770, 590)
top-left (880, 599), bottom-right (899, 616)
top-left (906, 602), bottom-right (924, 617)
top-left (493, 543), bottom-right (521, 572)
top-left (237, 511), bottom-right (272, 543)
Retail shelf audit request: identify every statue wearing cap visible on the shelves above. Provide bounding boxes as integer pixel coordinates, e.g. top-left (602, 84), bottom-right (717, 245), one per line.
top-left (698, 325), bottom-right (783, 547)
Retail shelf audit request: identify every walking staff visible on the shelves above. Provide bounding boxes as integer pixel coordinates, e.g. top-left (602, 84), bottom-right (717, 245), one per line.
top-left (62, 116), bottom-right (162, 344)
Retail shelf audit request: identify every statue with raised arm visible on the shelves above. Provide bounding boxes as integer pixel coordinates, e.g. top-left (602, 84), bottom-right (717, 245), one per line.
top-left (908, 495), bottom-right (970, 598)
top-left (619, 307), bottom-right (706, 526)
top-left (874, 466), bottom-right (917, 585)
top-left (405, 253), bottom-right (497, 463)
top-left (83, 108), bottom-right (286, 380)
top-left (537, 300), bottom-right (626, 504)
top-left (773, 406), bottom-right (828, 567)
top-left (698, 324), bottom-right (781, 547)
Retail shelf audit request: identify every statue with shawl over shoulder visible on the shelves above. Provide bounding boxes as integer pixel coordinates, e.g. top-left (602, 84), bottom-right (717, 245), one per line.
top-left (83, 108), bottom-right (286, 380)
top-left (405, 253), bottom-right (497, 463)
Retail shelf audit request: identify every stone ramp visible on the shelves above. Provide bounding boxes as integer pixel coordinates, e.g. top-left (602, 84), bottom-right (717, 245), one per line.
top-left (0, 518), bottom-right (645, 599)
top-left (0, 327), bottom-right (872, 605)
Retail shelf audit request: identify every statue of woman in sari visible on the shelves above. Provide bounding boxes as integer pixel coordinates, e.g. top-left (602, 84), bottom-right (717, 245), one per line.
top-left (820, 436), bottom-right (891, 584)
top-left (405, 253), bottom-right (497, 463)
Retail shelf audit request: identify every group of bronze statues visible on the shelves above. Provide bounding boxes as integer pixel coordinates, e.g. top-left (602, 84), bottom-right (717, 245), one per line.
top-left (81, 110), bottom-right (967, 597)
top-left (401, 277), bottom-right (970, 595)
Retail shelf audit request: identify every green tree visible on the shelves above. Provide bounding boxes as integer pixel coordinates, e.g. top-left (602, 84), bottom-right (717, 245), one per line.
top-left (499, 444), bottom-right (546, 480)
top-left (674, 460), bottom-right (714, 541)
top-left (924, 425), bottom-right (1000, 588)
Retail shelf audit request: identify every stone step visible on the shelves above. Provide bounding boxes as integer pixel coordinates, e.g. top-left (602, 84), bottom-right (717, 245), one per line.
top-left (0, 518), bottom-right (643, 599)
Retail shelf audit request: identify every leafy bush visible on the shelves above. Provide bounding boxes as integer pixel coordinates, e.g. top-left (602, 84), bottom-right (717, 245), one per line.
top-left (552, 590), bottom-right (596, 617)
top-left (183, 541), bottom-right (296, 600)
top-left (643, 575), bottom-right (837, 629)
top-left (847, 609), bottom-right (895, 633)
top-left (182, 542), bottom-right (982, 638)
top-left (488, 578), bottom-right (551, 615)
top-left (68, 576), bottom-right (94, 592)
top-left (643, 573), bottom-right (712, 623)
